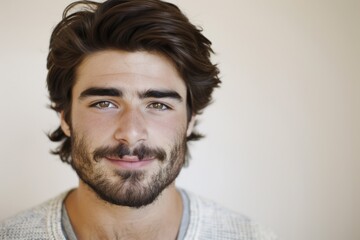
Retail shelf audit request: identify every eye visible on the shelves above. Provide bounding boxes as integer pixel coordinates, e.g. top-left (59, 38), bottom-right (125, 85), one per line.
top-left (91, 101), bottom-right (117, 109)
top-left (147, 102), bottom-right (171, 111)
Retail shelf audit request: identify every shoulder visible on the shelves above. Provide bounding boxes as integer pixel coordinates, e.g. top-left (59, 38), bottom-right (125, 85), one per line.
top-left (184, 190), bottom-right (277, 240)
top-left (0, 192), bottom-right (68, 240)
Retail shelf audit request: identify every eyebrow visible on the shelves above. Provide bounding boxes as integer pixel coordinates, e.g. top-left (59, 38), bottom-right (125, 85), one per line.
top-left (79, 87), bottom-right (182, 102)
top-left (139, 89), bottom-right (183, 102)
top-left (79, 87), bottom-right (123, 99)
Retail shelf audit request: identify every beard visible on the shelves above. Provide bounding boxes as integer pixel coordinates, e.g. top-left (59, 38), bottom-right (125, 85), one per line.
top-left (70, 133), bottom-right (187, 208)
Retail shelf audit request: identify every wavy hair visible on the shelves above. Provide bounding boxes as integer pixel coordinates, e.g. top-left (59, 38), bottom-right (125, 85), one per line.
top-left (47, 0), bottom-right (221, 164)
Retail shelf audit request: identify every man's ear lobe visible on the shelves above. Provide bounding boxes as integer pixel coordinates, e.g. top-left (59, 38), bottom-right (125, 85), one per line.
top-left (186, 115), bottom-right (196, 137)
top-left (60, 111), bottom-right (71, 137)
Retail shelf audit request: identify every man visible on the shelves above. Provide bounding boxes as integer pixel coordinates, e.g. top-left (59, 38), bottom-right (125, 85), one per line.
top-left (0, 0), bottom-right (276, 239)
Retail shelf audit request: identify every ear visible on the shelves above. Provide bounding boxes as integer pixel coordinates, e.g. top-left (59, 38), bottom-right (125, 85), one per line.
top-left (186, 115), bottom-right (196, 137)
top-left (60, 111), bottom-right (71, 137)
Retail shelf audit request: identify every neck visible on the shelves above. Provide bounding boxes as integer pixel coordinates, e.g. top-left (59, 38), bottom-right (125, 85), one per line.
top-left (65, 181), bottom-right (183, 240)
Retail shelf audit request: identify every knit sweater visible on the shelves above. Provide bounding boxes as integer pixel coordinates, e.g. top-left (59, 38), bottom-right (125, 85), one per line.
top-left (0, 190), bottom-right (276, 239)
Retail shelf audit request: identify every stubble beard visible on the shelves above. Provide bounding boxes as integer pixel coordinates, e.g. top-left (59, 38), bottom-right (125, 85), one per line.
top-left (70, 132), bottom-right (187, 208)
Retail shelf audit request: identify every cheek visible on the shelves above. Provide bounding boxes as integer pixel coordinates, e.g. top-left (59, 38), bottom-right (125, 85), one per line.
top-left (72, 108), bottom-right (118, 141)
top-left (147, 113), bottom-right (188, 142)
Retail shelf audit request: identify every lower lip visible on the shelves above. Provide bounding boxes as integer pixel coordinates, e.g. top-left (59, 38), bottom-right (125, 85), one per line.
top-left (106, 158), bottom-right (155, 169)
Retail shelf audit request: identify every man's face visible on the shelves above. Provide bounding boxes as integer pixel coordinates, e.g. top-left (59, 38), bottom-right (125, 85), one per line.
top-left (61, 50), bottom-right (194, 208)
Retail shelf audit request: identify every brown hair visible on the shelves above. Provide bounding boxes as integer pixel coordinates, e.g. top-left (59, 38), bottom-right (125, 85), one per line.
top-left (47, 0), bottom-right (221, 163)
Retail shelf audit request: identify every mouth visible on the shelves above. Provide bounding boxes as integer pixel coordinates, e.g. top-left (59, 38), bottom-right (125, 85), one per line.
top-left (105, 155), bottom-right (155, 169)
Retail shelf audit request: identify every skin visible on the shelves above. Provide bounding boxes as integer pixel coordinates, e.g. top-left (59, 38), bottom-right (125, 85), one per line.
top-left (60, 50), bottom-right (195, 239)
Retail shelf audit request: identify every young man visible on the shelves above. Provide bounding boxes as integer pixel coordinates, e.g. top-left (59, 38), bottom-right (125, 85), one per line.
top-left (0, 0), bottom-right (275, 239)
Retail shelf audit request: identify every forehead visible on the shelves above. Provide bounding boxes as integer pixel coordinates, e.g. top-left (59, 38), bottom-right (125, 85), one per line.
top-left (74, 50), bottom-right (186, 95)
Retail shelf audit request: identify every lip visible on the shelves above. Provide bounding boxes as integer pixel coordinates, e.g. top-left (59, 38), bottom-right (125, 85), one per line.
top-left (105, 156), bottom-right (155, 169)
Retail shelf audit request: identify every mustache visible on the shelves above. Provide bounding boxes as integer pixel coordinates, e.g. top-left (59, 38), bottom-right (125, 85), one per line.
top-left (92, 144), bottom-right (167, 162)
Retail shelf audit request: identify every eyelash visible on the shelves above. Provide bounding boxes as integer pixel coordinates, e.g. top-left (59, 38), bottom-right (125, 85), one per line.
top-left (90, 101), bottom-right (117, 109)
top-left (89, 101), bottom-right (172, 111)
top-left (147, 102), bottom-right (171, 111)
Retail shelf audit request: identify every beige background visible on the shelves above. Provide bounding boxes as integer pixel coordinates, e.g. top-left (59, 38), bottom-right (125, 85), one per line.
top-left (0, 1), bottom-right (359, 239)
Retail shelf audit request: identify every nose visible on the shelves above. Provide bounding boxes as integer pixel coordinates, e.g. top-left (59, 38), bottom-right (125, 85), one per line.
top-left (113, 107), bottom-right (148, 147)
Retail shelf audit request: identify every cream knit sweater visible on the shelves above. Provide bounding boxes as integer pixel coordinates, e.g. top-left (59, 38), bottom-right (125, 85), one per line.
top-left (0, 190), bottom-right (276, 240)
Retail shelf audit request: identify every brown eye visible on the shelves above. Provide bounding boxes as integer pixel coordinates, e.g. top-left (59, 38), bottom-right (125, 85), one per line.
top-left (92, 101), bottom-right (117, 109)
top-left (148, 102), bottom-right (170, 111)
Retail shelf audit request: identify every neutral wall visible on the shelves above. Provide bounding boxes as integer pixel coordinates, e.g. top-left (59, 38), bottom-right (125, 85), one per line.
top-left (0, 1), bottom-right (359, 240)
